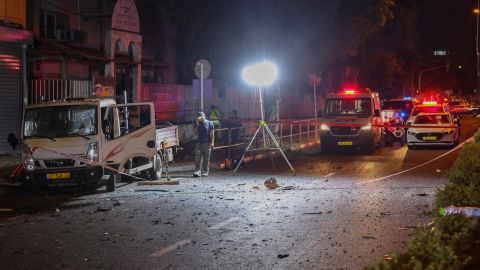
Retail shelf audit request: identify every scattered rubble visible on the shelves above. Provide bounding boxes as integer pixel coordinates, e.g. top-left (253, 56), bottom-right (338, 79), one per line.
top-left (264, 178), bottom-right (279, 189)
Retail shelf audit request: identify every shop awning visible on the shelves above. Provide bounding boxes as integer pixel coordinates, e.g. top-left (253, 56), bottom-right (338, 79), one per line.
top-left (29, 38), bottom-right (110, 62)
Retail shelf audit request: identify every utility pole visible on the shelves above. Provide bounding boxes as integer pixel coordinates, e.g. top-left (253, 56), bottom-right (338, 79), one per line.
top-left (418, 63), bottom-right (449, 94)
top-left (475, 1), bottom-right (480, 97)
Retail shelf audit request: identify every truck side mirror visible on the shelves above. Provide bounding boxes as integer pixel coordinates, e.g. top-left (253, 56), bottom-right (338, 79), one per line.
top-left (103, 119), bottom-right (111, 139)
top-left (374, 109), bottom-right (381, 117)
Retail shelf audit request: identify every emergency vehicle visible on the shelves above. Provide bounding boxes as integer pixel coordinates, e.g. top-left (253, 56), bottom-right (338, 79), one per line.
top-left (320, 88), bottom-right (383, 153)
top-left (406, 112), bottom-right (460, 149)
top-left (21, 98), bottom-right (178, 192)
top-left (406, 101), bottom-right (458, 126)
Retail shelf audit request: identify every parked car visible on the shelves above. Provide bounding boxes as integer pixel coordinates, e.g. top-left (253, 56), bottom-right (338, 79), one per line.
top-left (447, 101), bottom-right (473, 115)
top-left (406, 112), bottom-right (460, 149)
top-left (381, 97), bottom-right (414, 121)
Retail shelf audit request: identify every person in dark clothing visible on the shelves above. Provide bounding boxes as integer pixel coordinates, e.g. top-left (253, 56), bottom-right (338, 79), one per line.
top-left (7, 133), bottom-right (18, 150)
top-left (193, 112), bottom-right (215, 177)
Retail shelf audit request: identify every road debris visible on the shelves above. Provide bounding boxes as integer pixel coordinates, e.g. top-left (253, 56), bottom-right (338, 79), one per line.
top-left (303, 212), bottom-right (323, 215)
top-left (112, 201), bottom-right (122, 207)
top-left (380, 212), bottom-right (391, 216)
top-left (96, 207), bottom-right (112, 212)
top-left (264, 177), bottom-right (279, 189)
top-left (280, 186), bottom-right (295, 190)
top-left (277, 254), bottom-right (289, 259)
top-left (362, 236), bottom-right (376, 239)
top-left (137, 179), bottom-right (180, 186)
top-left (134, 189), bottom-right (168, 192)
top-left (397, 225), bottom-right (417, 230)
top-left (416, 193), bottom-right (428, 197)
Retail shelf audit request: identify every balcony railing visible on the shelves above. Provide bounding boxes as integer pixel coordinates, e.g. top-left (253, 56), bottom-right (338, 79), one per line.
top-left (28, 79), bottom-right (92, 104)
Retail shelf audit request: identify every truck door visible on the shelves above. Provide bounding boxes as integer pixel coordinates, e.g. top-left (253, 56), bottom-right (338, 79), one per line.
top-left (101, 103), bottom-right (157, 170)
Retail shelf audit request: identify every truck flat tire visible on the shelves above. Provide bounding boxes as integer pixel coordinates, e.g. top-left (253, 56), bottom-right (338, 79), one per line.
top-left (106, 174), bottom-right (117, 192)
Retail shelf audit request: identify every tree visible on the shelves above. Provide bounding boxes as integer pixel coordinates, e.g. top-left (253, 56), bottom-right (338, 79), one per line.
top-left (163, 0), bottom-right (400, 89)
top-left (354, 0), bottom-right (419, 98)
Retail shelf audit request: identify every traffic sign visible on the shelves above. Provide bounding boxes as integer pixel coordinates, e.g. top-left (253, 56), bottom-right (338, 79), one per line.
top-left (195, 59), bottom-right (211, 79)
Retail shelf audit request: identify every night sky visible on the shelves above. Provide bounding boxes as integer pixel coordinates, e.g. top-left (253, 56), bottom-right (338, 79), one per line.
top-left (170, 0), bottom-right (479, 94)
top-left (418, 0), bottom-right (476, 56)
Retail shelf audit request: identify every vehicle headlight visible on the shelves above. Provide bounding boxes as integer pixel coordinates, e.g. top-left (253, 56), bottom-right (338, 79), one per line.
top-left (22, 145), bottom-right (35, 172)
top-left (320, 124), bottom-right (330, 131)
top-left (361, 123), bottom-right (372, 130)
top-left (86, 142), bottom-right (99, 162)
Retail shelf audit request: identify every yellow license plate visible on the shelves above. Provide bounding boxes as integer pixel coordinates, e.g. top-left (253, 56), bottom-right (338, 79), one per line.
top-left (338, 141), bottom-right (353, 146)
top-left (47, 172), bottom-right (71, 180)
top-left (422, 136), bottom-right (437, 141)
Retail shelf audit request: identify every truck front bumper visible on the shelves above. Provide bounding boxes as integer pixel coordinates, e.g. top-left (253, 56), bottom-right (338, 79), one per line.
top-left (22, 166), bottom-right (107, 188)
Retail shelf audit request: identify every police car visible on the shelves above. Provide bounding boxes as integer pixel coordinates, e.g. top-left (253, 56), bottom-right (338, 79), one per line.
top-left (406, 112), bottom-right (460, 149)
top-left (406, 101), bottom-right (460, 126)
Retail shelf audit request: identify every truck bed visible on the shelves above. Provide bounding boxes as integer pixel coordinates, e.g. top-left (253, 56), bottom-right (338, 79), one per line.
top-left (156, 125), bottom-right (179, 149)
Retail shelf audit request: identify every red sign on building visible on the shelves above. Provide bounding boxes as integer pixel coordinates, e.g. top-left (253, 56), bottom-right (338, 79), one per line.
top-left (141, 84), bottom-right (185, 121)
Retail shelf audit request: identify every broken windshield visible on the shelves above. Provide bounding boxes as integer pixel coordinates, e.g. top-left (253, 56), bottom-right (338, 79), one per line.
top-left (24, 105), bottom-right (98, 139)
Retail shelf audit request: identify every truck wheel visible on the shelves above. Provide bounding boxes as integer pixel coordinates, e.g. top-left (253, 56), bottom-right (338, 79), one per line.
top-left (106, 174), bottom-right (117, 192)
top-left (148, 155), bottom-right (163, 180)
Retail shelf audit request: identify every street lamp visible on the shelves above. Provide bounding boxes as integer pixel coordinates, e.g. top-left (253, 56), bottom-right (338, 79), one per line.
top-left (417, 63), bottom-right (449, 95)
top-left (233, 61), bottom-right (294, 174)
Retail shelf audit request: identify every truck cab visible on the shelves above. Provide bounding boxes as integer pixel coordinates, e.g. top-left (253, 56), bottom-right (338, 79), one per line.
top-left (21, 98), bottom-right (174, 192)
top-left (319, 88), bottom-right (382, 153)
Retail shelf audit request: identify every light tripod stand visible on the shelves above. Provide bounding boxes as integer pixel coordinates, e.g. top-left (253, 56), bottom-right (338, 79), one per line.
top-left (233, 86), bottom-right (295, 174)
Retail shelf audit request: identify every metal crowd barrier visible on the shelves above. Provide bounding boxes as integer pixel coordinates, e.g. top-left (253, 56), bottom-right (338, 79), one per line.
top-left (212, 119), bottom-right (321, 158)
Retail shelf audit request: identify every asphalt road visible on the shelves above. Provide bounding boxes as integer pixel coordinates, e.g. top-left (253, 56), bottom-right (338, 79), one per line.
top-left (0, 116), bottom-right (479, 270)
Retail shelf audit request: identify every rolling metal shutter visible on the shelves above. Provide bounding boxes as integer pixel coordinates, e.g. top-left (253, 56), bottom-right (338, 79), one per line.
top-left (0, 42), bottom-right (22, 154)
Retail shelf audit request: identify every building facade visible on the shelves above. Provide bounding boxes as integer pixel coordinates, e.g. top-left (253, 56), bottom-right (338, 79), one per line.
top-left (27, 0), bottom-right (176, 103)
top-left (0, 0), bottom-right (32, 153)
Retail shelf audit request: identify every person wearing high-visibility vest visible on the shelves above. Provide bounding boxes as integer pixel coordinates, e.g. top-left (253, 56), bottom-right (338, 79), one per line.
top-left (209, 105), bottom-right (221, 129)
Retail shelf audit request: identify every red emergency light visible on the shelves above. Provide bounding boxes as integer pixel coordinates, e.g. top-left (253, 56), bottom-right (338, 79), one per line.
top-left (422, 101), bottom-right (438, 106)
top-left (343, 89), bottom-right (356, 95)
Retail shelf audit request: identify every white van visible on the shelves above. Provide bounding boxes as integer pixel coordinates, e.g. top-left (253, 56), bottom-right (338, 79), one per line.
top-left (320, 88), bottom-right (383, 153)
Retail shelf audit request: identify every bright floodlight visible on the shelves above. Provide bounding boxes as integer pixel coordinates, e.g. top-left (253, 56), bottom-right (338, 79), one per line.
top-left (242, 61), bottom-right (278, 86)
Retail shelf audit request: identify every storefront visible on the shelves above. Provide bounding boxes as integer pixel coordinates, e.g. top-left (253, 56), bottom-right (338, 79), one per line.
top-left (0, 25), bottom-right (32, 153)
